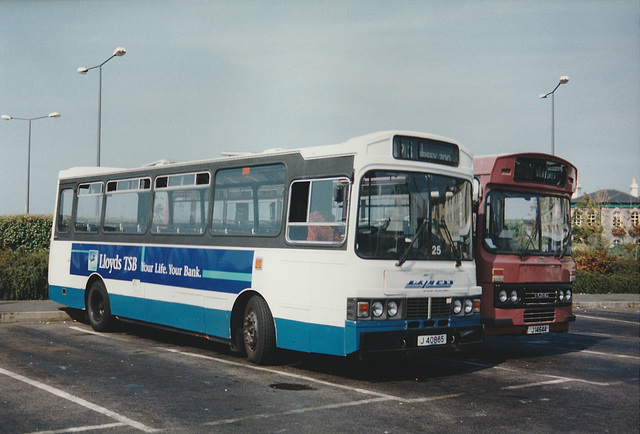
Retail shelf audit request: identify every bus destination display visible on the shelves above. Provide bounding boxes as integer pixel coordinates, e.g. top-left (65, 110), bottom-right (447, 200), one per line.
top-left (513, 157), bottom-right (568, 187)
top-left (393, 135), bottom-right (459, 167)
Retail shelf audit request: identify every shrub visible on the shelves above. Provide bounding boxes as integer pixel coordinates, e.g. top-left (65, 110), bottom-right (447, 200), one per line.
top-left (573, 248), bottom-right (616, 274)
top-left (573, 269), bottom-right (639, 294)
top-left (0, 215), bottom-right (52, 251)
top-left (0, 215), bottom-right (52, 300)
top-left (0, 248), bottom-right (50, 300)
top-left (573, 247), bottom-right (639, 294)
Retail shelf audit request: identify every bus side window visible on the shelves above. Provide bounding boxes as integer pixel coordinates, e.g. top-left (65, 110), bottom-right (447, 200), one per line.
top-left (104, 178), bottom-right (151, 233)
top-left (57, 188), bottom-right (73, 233)
top-left (287, 178), bottom-right (349, 244)
top-left (287, 181), bottom-right (310, 240)
top-left (152, 173), bottom-right (209, 235)
top-left (212, 164), bottom-right (285, 236)
top-left (76, 182), bottom-right (103, 233)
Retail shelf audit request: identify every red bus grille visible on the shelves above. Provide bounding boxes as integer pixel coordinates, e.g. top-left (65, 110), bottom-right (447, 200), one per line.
top-left (524, 288), bottom-right (557, 306)
top-left (406, 298), bottom-right (450, 320)
top-left (523, 309), bottom-right (555, 323)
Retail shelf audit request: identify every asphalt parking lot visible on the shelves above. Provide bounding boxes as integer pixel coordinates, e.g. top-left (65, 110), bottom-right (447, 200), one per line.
top-left (0, 296), bottom-right (638, 433)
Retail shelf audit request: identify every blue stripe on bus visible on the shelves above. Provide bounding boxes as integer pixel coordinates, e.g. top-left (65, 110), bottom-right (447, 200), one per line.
top-left (49, 285), bottom-right (85, 310)
top-left (275, 318), bottom-right (352, 356)
top-left (69, 243), bottom-right (253, 294)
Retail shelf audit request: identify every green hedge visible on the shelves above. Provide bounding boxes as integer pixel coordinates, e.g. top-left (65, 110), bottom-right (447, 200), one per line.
top-left (0, 214), bottom-right (52, 251)
top-left (0, 248), bottom-right (49, 300)
top-left (0, 215), bottom-right (52, 300)
top-left (573, 252), bottom-right (639, 294)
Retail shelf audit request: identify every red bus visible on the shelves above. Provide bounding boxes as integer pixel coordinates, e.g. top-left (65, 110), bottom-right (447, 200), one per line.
top-left (473, 153), bottom-right (577, 335)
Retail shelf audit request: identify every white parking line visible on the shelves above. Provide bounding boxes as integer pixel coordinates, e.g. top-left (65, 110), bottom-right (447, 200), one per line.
top-left (439, 358), bottom-right (616, 388)
top-left (68, 326), bottom-right (131, 342)
top-left (575, 314), bottom-right (639, 326)
top-left (502, 378), bottom-right (571, 390)
top-left (202, 389), bottom-right (462, 426)
top-left (162, 348), bottom-right (399, 400)
top-left (28, 422), bottom-right (127, 433)
top-left (205, 397), bottom-right (392, 427)
top-left (580, 350), bottom-right (640, 361)
top-left (0, 366), bottom-right (157, 433)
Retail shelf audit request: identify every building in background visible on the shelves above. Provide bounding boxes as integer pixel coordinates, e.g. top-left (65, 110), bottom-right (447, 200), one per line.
top-left (571, 179), bottom-right (640, 248)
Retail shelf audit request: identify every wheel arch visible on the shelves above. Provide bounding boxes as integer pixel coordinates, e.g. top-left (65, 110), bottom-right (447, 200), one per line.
top-left (84, 273), bottom-right (106, 309)
top-left (230, 289), bottom-right (277, 350)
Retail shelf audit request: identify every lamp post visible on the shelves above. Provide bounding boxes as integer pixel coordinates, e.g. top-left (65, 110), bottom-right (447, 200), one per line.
top-left (539, 76), bottom-right (569, 155)
top-left (1, 112), bottom-right (61, 214)
top-left (78, 47), bottom-right (126, 166)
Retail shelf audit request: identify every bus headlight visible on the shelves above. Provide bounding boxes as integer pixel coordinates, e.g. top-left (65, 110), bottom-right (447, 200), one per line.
top-left (453, 299), bottom-right (463, 315)
top-left (372, 301), bottom-right (384, 318)
top-left (565, 290), bottom-right (572, 302)
top-left (559, 290), bottom-right (565, 302)
top-left (387, 301), bottom-right (399, 318)
top-left (510, 290), bottom-right (519, 303)
top-left (498, 290), bottom-right (508, 303)
top-left (464, 298), bottom-right (473, 314)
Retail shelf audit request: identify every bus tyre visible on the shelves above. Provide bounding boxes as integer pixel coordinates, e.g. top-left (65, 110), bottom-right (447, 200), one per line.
top-left (243, 295), bottom-right (276, 365)
top-left (87, 281), bottom-right (113, 332)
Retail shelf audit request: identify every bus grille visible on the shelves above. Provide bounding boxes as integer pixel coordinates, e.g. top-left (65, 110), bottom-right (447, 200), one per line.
top-left (406, 298), bottom-right (450, 320)
top-left (523, 309), bottom-right (555, 323)
top-left (430, 297), bottom-right (451, 318)
top-left (523, 288), bottom-right (558, 306)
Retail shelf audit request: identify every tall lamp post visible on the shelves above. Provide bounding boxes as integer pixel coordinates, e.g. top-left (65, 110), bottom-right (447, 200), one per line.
top-left (539, 76), bottom-right (569, 155)
top-left (1, 112), bottom-right (61, 214)
top-left (78, 47), bottom-right (126, 167)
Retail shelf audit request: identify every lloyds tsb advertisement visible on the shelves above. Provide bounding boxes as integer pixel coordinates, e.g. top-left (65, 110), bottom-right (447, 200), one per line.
top-left (71, 243), bottom-right (254, 294)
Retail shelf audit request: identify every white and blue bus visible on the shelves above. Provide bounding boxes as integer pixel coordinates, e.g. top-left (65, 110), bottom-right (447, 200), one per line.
top-left (49, 131), bottom-right (482, 364)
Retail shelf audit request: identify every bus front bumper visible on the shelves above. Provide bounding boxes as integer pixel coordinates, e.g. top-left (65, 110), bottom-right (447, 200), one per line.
top-left (358, 325), bottom-right (483, 359)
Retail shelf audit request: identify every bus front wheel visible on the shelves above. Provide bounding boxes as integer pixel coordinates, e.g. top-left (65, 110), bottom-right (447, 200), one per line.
top-left (87, 280), bottom-right (113, 332)
top-left (243, 295), bottom-right (276, 364)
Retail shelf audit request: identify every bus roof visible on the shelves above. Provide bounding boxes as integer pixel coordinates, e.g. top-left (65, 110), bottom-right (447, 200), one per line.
top-left (473, 152), bottom-right (577, 193)
top-left (473, 152), bottom-right (575, 176)
top-left (58, 131), bottom-right (471, 180)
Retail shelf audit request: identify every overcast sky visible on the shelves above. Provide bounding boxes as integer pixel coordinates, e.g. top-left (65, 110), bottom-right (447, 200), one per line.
top-left (1, 0), bottom-right (638, 215)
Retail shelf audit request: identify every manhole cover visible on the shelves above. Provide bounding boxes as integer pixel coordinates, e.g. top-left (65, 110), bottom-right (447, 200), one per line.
top-left (269, 383), bottom-right (315, 391)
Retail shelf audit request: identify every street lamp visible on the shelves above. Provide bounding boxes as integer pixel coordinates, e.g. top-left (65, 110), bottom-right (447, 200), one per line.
top-left (78, 47), bottom-right (126, 166)
top-left (1, 112), bottom-right (61, 214)
top-left (539, 76), bottom-right (569, 155)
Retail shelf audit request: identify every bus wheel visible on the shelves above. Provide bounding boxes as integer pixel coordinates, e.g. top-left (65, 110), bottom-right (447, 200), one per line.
top-left (243, 295), bottom-right (276, 365)
top-left (87, 280), bottom-right (113, 332)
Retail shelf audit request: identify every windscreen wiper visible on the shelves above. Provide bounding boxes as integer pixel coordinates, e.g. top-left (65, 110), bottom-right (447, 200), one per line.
top-left (557, 228), bottom-right (572, 259)
top-left (440, 217), bottom-right (462, 267)
top-left (396, 218), bottom-right (429, 267)
top-left (519, 219), bottom-right (538, 258)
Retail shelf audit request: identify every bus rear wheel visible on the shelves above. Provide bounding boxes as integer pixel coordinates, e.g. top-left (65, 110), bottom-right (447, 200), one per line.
top-left (243, 295), bottom-right (276, 365)
top-left (87, 280), bottom-right (113, 332)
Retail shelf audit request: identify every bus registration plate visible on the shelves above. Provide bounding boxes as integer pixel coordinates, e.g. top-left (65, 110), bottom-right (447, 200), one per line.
top-left (417, 334), bottom-right (447, 347)
top-left (527, 325), bottom-right (549, 334)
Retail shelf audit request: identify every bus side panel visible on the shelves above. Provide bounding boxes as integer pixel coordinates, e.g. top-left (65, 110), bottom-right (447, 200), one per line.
top-left (255, 250), bottom-right (351, 355)
top-left (49, 241), bottom-right (86, 310)
top-left (49, 284), bottom-right (85, 310)
top-left (274, 318), bottom-right (350, 356)
top-left (204, 296), bottom-right (232, 339)
top-left (64, 242), bottom-right (253, 338)
top-left (144, 296), bottom-right (206, 334)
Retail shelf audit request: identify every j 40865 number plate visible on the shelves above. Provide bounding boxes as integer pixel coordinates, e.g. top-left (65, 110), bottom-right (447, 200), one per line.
top-left (417, 334), bottom-right (447, 346)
